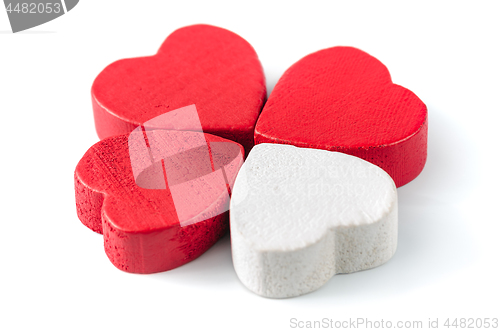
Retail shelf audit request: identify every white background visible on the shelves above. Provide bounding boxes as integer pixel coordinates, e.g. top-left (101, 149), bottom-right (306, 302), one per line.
top-left (1, 1), bottom-right (499, 331)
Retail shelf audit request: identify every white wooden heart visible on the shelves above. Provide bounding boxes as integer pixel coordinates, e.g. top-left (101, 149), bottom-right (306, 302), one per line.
top-left (230, 143), bottom-right (398, 298)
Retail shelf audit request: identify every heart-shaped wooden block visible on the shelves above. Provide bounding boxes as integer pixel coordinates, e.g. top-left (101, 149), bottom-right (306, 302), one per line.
top-left (76, 24), bottom-right (264, 272)
top-left (230, 144), bottom-right (397, 298)
top-left (92, 24), bottom-right (266, 153)
top-left (254, 47), bottom-right (427, 187)
top-left (75, 128), bottom-right (243, 273)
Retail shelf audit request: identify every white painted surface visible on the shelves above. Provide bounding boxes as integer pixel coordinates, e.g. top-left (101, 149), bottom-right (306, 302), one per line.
top-left (230, 144), bottom-right (398, 297)
top-left (2, 2), bottom-right (499, 330)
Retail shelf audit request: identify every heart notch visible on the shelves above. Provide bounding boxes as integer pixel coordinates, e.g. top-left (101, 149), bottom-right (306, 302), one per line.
top-left (255, 46), bottom-right (427, 187)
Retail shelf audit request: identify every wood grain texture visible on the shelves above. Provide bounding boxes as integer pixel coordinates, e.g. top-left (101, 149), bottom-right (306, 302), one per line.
top-left (75, 130), bottom-right (244, 273)
top-left (92, 24), bottom-right (266, 153)
top-left (254, 47), bottom-right (427, 187)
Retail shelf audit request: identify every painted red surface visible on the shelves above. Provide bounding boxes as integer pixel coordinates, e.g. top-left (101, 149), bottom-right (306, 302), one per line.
top-left (92, 24), bottom-right (266, 153)
top-left (78, 34), bottom-right (427, 275)
top-left (254, 47), bottom-right (427, 187)
top-left (75, 131), bottom-right (243, 273)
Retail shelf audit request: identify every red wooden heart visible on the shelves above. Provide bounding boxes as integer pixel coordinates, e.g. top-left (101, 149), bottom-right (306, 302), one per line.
top-left (92, 24), bottom-right (266, 153)
top-left (75, 129), bottom-right (244, 273)
top-left (254, 47), bottom-right (427, 187)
